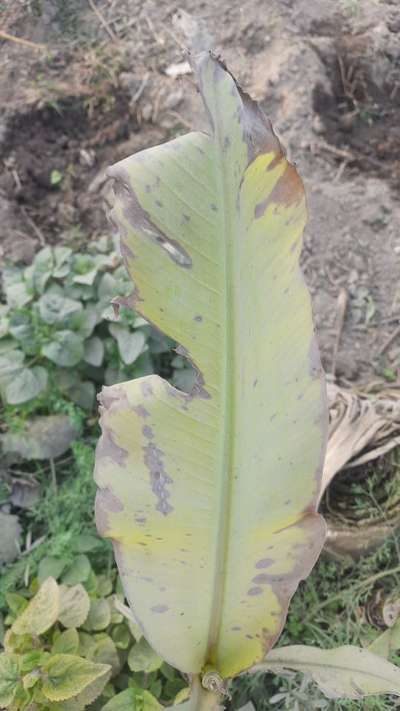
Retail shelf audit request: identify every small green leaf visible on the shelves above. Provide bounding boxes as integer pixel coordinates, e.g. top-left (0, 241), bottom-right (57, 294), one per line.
top-left (42, 331), bottom-right (85, 367)
top-left (68, 380), bottom-right (96, 411)
top-left (5, 366), bottom-right (47, 404)
top-left (22, 670), bottom-right (40, 689)
top-left (173, 687), bottom-right (190, 705)
top-left (75, 305), bottom-right (98, 338)
top-left (84, 336), bottom-right (104, 366)
top-left (12, 577), bottom-right (59, 636)
top-left (54, 246), bottom-right (73, 267)
top-left (101, 689), bottom-right (137, 711)
top-left (6, 281), bottom-right (32, 308)
top-left (73, 269), bottom-right (99, 286)
top-left (58, 584), bottom-right (90, 628)
top-left (51, 169), bottom-right (63, 186)
top-left (5, 592), bottom-right (28, 616)
top-left (97, 273), bottom-right (118, 301)
top-left (74, 533), bottom-right (102, 553)
top-left (20, 650), bottom-right (44, 674)
top-left (42, 654), bottom-right (110, 702)
top-left (0, 653), bottom-right (19, 707)
top-left (142, 690), bottom-right (162, 710)
top-left (84, 598), bottom-right (111, 632)
top-left (38, 556), bottom-right (69, 583)
top-left (108, 324), bottom-right (146, 365)
top-left (111, 623), bottom-right (131, 650)
top-left (61, 562), bottom-right (84, 595)
top-left (96, 575), bottom-right (113, 597)
top-left (0, 350), bottom-right (25, 382)
top-left (91, 636), bottom-right (120, 676)
top-left (257, 644), bottom-right (400, 699)
top-left (53, 628), bottom-right (80, 655)
top-left (32, 247), bottom-right (54, 294)
top-left (369, 618), bottom-right (400, 658)
top-left (8, 312), bottom-right (35, 350)
top-left (128, 638), bottom-right (163, 674)
top-left (79, 631), bottom-right (97, 658)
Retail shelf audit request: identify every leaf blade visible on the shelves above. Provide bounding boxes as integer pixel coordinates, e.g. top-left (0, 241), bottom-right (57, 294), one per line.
top-left (256, 644), bottom-right (400, 699)
top-left (95, 53), bottom-right (327, 678)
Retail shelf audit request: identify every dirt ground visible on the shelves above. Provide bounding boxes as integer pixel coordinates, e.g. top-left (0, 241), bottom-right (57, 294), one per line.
top-left (1, 0), bottom-right (400, 386)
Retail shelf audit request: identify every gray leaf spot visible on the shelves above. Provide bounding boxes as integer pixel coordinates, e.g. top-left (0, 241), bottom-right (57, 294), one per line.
top-left (255, 558), bottom-right (274, 569)
top-left (142, 425), bottom-right (154, 439)
top-left (143, 442), bottom-right (174, 516)
top-left (151, 604), bottom-right (169, 613)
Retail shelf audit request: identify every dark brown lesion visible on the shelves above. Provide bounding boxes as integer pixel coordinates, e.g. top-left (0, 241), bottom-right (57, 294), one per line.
top-left (109, 166), bottom-right (193, 269)
top-left (254, 163), bottom-right (304, 219)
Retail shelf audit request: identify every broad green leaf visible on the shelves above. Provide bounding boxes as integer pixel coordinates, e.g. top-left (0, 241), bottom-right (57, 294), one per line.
top-left (0, 653), bottom-right (19, 707)
top-left (8, 312), bottom-right (35, 348)
top-left (58, 584), bottom-right (90, 628)
top-left (0, 338), bottom-right (16, 354)
top-left (42, 654), bottom-right (110, 702)
top-left (38, 291), bottom-right (82, 325)
top-left (5, 366), bottom-right (47, 404)
top-left (84, 336), bottom-right (105, 366)
top-left (53, 628), bottom-right (80, 655)
top-left (12, 577), bottom-right (60, 636)
top-left (108, 324), bottom-right (146, 365)
top-left (0, 512), bottom-right (21, 565)
top-left (1, 415), bottom-right (79, 459)
top-left (42, 330), bottom-right (85, 367)
top-left (49, 670), bottom-right (111, 710)
top-left (127, 638), bottom-right (163, 673)
top-left (256, 644), bottom-right (400, 699)
top-left (94, 53), bottom-right (326, 678)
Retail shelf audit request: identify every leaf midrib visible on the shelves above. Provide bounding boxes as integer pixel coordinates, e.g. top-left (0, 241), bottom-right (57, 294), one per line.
top-left (204, 90), bottom-right (237, 668)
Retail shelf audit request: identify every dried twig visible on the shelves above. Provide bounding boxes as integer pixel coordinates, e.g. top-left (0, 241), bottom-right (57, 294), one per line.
top-left (87, 0), bottom-right (118, 42)
top-left (331, 288), bottom-right (348, 378)
top-left (20, 206), bottom-right (46, 246)
top-left (131, 73), bottom-right (149, 104)
top-left (0, 30), bottom-right (46, 50)
top-left (314, 140), bottom-right (383, 170)
top-left (378, 324), bottom-right (400, 356)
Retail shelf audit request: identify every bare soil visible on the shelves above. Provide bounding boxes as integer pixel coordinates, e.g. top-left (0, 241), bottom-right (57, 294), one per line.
top-left (1, 0), bottom-right (400, 385)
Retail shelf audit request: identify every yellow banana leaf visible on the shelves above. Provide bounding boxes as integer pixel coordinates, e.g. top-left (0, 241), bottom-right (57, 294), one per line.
top-left (94, 52), bottom-right (327, 680)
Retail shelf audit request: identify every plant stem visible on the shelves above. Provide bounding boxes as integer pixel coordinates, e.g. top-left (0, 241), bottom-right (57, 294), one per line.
top-left (190, 676), bottom-right (225, 711)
